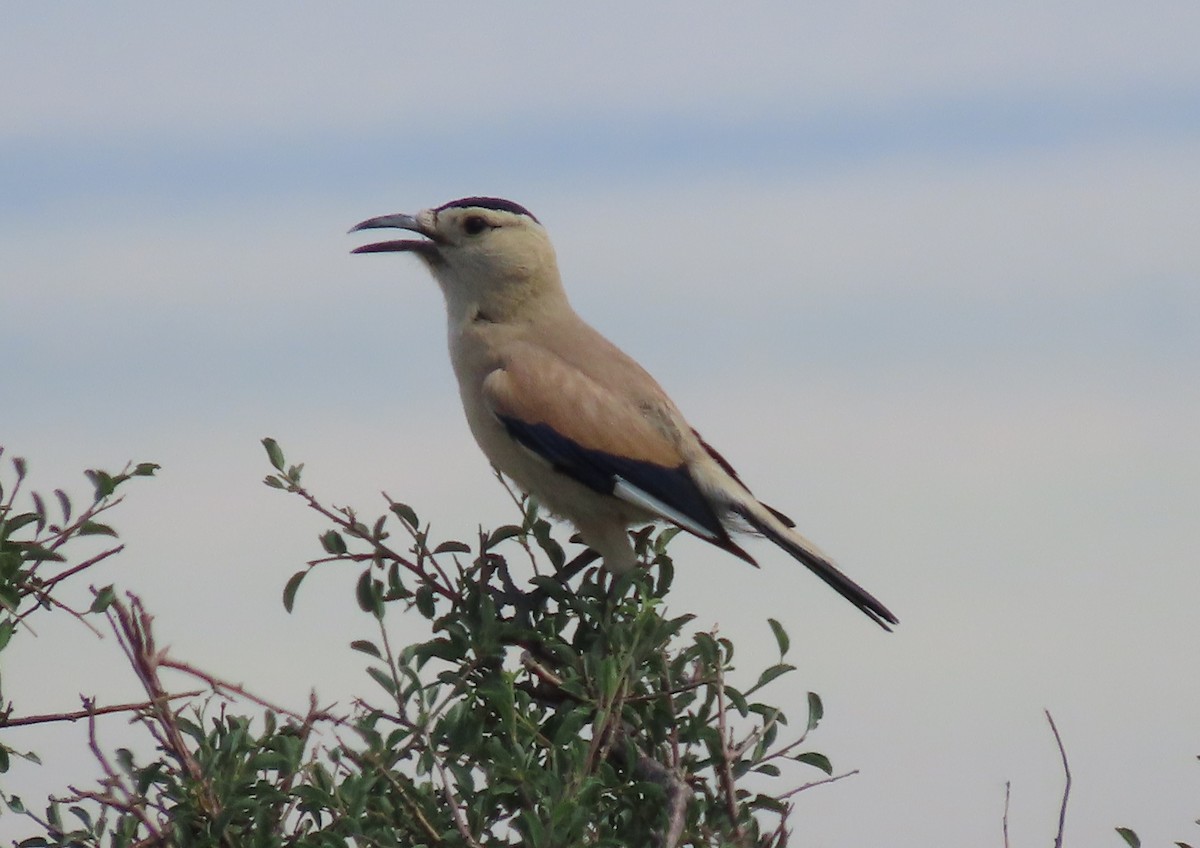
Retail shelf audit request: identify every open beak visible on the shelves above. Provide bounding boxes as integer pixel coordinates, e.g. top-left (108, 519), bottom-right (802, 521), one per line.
top-left (349, 212), bottom-right (441, 256)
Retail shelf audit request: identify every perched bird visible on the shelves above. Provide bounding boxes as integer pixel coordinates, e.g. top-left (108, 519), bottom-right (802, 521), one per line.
top-left (350, 197), bottom-right (898, 630)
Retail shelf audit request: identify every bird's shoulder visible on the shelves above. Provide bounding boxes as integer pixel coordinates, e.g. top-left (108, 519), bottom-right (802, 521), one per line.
top-left (478, 318), bottom-right (694, 467)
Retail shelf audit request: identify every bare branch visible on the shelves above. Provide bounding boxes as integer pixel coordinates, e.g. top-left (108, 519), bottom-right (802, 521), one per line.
top-left (1046, 709), bottom-right (1071, 848)
top-left (1002, 780), bottom-right (1011, 848)
top-left (1, 690), bottom-right (200, 728)
top-left (713, 663), bottom-right (746, 842)
top-left (777, 768), bottom-right (860, 800)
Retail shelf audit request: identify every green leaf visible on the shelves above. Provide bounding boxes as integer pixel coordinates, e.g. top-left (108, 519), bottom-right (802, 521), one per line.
top-left (807, 691), bottom-right (824, 732)
top-left (795, 751), bottom-right (833, 775)
top-left (433, 540), bottom-right (471, 555)
top-left (390, 502), bottom-right (419, 530)
top-left (767, 617), bottom-right (790, 657)
top-left (415, 584), bottom-right (436, 619)
top-left (262, 438), bottom-right (286, 471)
top-left (725, 685), bottom-right (750, 716)
top-left (263, 475), bottom-right (285, 489)
top-left (486, 524), bottom-right (524, 548)
top-left (84, 469), bottom-right (116, 501)
top-left (90, 585), bottom-right (116, 613)
top-left (320, 529), bottom-right (347, 555)
top-left (78, 521), bottom-right (118, 537)
top-left (366, 666), bottom-right (398, 696)
top-left (749, 663), bottom-right (796, 694)
top-left (350, 639), bottom-right (382, 658)
top-left (16, 542), bottom-right (65, 563)
top-left (1116, 828), bottom-right (1140, 848)
top-left (282, 569), bottom-right (307, 613)
top-left (356, 570), bottom-right (382, 617)
top-left (132, 462), bottom-right (160, 477)
top-left (3, 513), bottom-right (40, 535)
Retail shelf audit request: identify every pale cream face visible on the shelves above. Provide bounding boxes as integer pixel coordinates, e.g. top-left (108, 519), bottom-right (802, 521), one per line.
top-left (418, 205), bottom-right (563, 322)
top-left (423, 205), bottom-right (555, 283)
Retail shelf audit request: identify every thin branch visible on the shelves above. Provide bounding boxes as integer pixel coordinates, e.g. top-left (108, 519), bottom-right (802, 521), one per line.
top-left (1, 691), bottom-right (200, 728)
top-left (72, 699), bottom-right (165, 841)
top-left (15, 583), bottom-right (105, 638)
top-left (422, 726), bottom-right (483, 848)
top-left (157, 657), bottom-right (342, 726)
top-left (294, 483), bottom-right (461, 602)
top-left (713, 664), bottom-right (746, 841)
top-left (1002, 780), bottom-right (1011, 848)
top-left (777, 768), bottom-right (860, 800)
top-left (1046, 709), bottom-right (1071, 848)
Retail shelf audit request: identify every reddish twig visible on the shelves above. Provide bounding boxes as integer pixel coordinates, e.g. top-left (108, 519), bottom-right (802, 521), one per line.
top-left (1, 690), bottom-right (200, 728)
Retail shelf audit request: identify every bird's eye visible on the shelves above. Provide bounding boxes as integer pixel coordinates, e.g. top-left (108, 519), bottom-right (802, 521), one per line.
top-left (463, 215), bottom-right (489, 235)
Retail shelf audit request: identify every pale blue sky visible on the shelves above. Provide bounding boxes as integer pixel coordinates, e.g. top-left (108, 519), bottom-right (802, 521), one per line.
top-left (3, 3), bottom-right (1199, 845)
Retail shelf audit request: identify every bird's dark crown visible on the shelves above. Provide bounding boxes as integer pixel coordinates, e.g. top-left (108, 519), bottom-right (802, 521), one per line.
top-left (436, 197), bottom-right (539, 224)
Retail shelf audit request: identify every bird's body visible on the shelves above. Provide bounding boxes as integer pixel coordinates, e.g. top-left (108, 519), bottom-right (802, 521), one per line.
top-left (351, 197), bottom-right (898, 629)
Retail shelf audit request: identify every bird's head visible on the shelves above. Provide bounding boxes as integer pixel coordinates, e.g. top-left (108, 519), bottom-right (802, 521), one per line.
top-left (350, 197), bottom-right (563, 320)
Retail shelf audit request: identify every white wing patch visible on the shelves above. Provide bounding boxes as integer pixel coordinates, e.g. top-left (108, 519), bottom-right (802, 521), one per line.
top-left (612, 476), bottom-right (719, 541)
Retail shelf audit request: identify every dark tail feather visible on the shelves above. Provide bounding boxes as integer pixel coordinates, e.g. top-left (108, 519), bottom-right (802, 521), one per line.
top-left (734, 505), bottom-right (899, 631)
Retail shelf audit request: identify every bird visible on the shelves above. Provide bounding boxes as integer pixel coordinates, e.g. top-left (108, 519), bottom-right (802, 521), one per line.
top-left (349, 196), bottom-right (898, 630)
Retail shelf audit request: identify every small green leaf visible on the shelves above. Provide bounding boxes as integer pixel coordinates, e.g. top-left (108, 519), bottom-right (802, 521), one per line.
top-left (415, 584), bottom-right (436, 619)
top-left (390, 502), bottom-right (419, 529)
top-left (795, 751), bottom-right (833, 775)
top-left (725, 685), bottom-right (750, 717)
top-left (17, 542), bottom-right (65, 563)
top-left (132, 462), bottom-right (160, 477)
top-left (750, 663), bottom-right (796, 693)
top-left (282, 569), bottom-right (307, 613)
top-left (807, 691), bottom-right (824, 732)
top-left (350, 639), bottom-right (382, 658)
top-left (3, 513), bottom-right (40, 534)
top-left (1116, 828), bottom-right (1140, 848)
top-left (366, 666), bottom-right (398, 696)
top-left (433, 540), bottom-right (471, 555)
top-left (263, 475), bottom-right (285, 489)
top-left (262, 438), bottom-right (286, 471)
top-left (320, 530), bottom-right (347, 555)
top-left (486, 524), bottom-right (524, 548)
top-left (767, 617), bottom-right (790, 657)
top-left (90, 585), bottom-right (116, 613)
top-left (356, 570), bottom-right (382, 617)
top-left (85, 469), bottom-right (116, 501)
top-left (78, 521), bottom-right (118, 537)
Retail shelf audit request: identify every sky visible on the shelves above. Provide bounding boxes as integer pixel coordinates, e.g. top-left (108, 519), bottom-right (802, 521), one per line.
top-left (3, 2), bottom-right (1199, 845)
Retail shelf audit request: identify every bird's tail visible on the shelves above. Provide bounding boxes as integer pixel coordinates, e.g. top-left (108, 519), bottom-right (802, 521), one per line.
top-left (732, 500), bottom-right (899, 631)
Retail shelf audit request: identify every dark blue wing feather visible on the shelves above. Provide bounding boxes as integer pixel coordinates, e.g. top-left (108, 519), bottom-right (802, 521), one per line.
top-left (498, 415), bottom-right (732, 544)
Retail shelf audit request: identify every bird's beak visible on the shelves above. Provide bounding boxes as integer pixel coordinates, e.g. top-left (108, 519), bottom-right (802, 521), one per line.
top-left (348, 212), bottom-right (441, 256)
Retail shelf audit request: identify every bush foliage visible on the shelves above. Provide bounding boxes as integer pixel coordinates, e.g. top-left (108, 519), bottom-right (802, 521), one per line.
top-left (1, 442), bottom-right (848, 847)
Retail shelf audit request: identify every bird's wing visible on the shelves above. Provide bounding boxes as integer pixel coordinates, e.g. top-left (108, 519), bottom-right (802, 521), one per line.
top-left (480, 342), bottom-right (753, 561)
